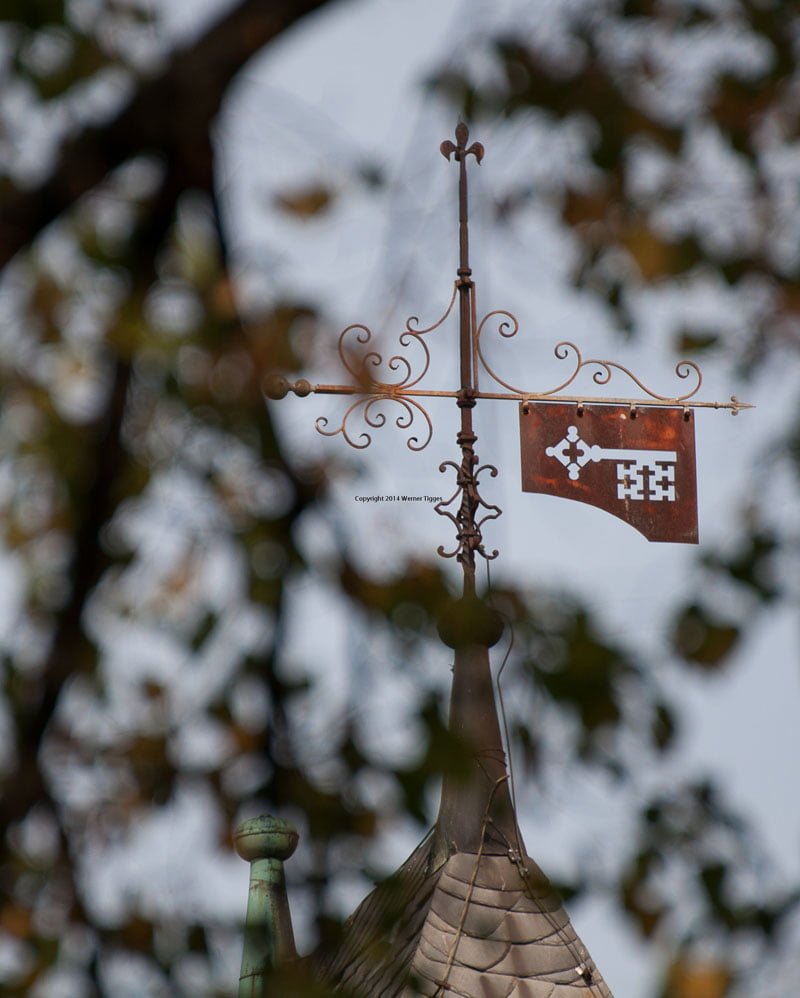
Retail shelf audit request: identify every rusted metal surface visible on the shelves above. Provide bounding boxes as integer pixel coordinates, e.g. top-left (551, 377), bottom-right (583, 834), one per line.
top-left (264, 374), bottom-right (751, 413)
top-left (478, 335), bottom-right (706, 403)
top-left (434, 439), bottom-right (501, 572)
top-left (263, 124), bottom-right (750, 556)
top-left (520, 401), bottom-right (699, 543)
top-left (435, 125), bottom-right (499, 588)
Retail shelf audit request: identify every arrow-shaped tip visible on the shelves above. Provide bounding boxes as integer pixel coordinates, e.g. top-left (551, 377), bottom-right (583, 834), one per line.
top-left (730, 395), bottom-right (755, 414)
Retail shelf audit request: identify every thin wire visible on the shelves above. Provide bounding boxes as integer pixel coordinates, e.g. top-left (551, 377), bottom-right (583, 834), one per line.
top-left (484, 563), bottom-right (604, 997)
top-left (434, 773), bottom-right (508, 996)
top-left (487, 818), bottom-right (603, 996)
top-left (485, 559), bottom-right (520, 823)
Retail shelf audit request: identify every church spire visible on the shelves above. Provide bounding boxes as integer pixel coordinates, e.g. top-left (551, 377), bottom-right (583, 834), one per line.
top-left (255, 124), bottom-right (617, 997)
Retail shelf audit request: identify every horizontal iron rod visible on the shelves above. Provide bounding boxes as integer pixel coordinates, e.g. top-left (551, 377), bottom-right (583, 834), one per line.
top-left (276, 381), bottom-right (753, 412)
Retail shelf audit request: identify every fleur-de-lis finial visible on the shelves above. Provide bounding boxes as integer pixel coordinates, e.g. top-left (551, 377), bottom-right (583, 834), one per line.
top-left (440, 122), bottom-right (484, 163)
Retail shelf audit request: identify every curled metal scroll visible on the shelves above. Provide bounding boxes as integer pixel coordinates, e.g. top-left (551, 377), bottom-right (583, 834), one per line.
top-left (336, 283), bottom-right (457, 392)
top-left (435, 461), bottom-right (501, 562)
top-left (316, 394), bottom-right (433, 451)
top-left (315, 285), bottom-right (457, 450)
top-left (476, 310), bottom-right (703, 403)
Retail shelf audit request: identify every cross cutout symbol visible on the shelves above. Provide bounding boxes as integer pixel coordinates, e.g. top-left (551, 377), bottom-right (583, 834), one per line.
top-left (637, 462), bottom-right (654, 498)
top-left (545, 425), bottom-right (596, 480)
top-left (565, 432), bottom-right (587, 469)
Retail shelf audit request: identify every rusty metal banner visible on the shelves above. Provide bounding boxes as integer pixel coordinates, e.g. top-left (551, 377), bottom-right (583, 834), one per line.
top-left (520, 401), bottom-right (698, 543)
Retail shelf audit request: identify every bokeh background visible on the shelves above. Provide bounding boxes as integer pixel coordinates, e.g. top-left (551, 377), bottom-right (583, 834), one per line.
top-left (1, 1), bottom-right (799, 995)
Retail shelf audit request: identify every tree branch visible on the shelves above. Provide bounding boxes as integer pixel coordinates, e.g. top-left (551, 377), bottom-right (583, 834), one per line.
top-left (0, 0), bottom-right (335, 267)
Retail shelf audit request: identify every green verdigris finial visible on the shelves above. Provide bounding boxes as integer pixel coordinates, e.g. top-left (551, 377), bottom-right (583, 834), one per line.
top-left (235, 815), bottom-right (299, 998)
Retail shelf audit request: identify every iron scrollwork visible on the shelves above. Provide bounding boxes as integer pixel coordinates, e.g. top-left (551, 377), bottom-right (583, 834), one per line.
top-left (476, 310), bottom-right (705, 404)
top-left (313, 284), bottom-right (458, 451)
top-left (265, 125), bottom-right (751, 575)
top-left (316, 394), bottom-right (433, 451)
top-left (435, 457), bottom-right (501, 564)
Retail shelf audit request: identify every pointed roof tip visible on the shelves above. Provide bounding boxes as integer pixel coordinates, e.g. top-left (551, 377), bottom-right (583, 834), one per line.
top-left (316, 611), bottom-right (616, 996)
top-left (409, 851), bottom-right (615, 997)
top-left (433, 638), bottom-right (519, 858)
top-left (320, 833), bottom-right (615, 996)
top-left (433, 593), bottom-right (519, 858)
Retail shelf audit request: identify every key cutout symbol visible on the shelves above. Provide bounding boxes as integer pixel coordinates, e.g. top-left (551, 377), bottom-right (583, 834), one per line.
top-left (546, 425), bottom-right (678, 502)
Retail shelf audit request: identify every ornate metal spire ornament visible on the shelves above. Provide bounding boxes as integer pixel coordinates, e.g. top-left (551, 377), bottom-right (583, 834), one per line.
top-left (244, 125), bottom-right (752, 998)
top-left (267, 122), bottom-right (751, 552)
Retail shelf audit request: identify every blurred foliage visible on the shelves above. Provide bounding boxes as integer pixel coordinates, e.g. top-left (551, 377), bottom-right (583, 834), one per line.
top-left (274, 183), bottom-right (336, 219)
top-left (671, 604), bottom-right (740, 669)
top-left (663, 960), bottom-right (731, 998)
top-left (0, 1), bottom-right (798, 997)
top-left (428, 0), bottom-right (800, 367)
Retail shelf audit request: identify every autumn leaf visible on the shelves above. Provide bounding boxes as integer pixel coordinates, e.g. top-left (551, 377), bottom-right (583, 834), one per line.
top-left (666, 958), bottom-right (731, 998)
top-left (274, 183), bottom-right (335, 218)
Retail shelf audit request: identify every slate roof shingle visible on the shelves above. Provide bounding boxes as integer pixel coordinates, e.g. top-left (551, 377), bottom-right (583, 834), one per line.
top-left (316, 642), bottom-right (615, 998)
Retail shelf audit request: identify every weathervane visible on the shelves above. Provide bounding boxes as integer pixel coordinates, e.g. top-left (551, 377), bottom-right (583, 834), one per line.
top-left (266, 123), bottom-right (751, 564)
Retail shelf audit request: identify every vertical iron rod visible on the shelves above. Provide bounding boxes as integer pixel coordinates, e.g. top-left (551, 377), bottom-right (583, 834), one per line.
top-left (441, 123), bottom-right (486, 597)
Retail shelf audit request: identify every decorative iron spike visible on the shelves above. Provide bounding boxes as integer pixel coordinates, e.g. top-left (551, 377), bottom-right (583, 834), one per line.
top-left (441, 122), bottom-right (484, 163)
